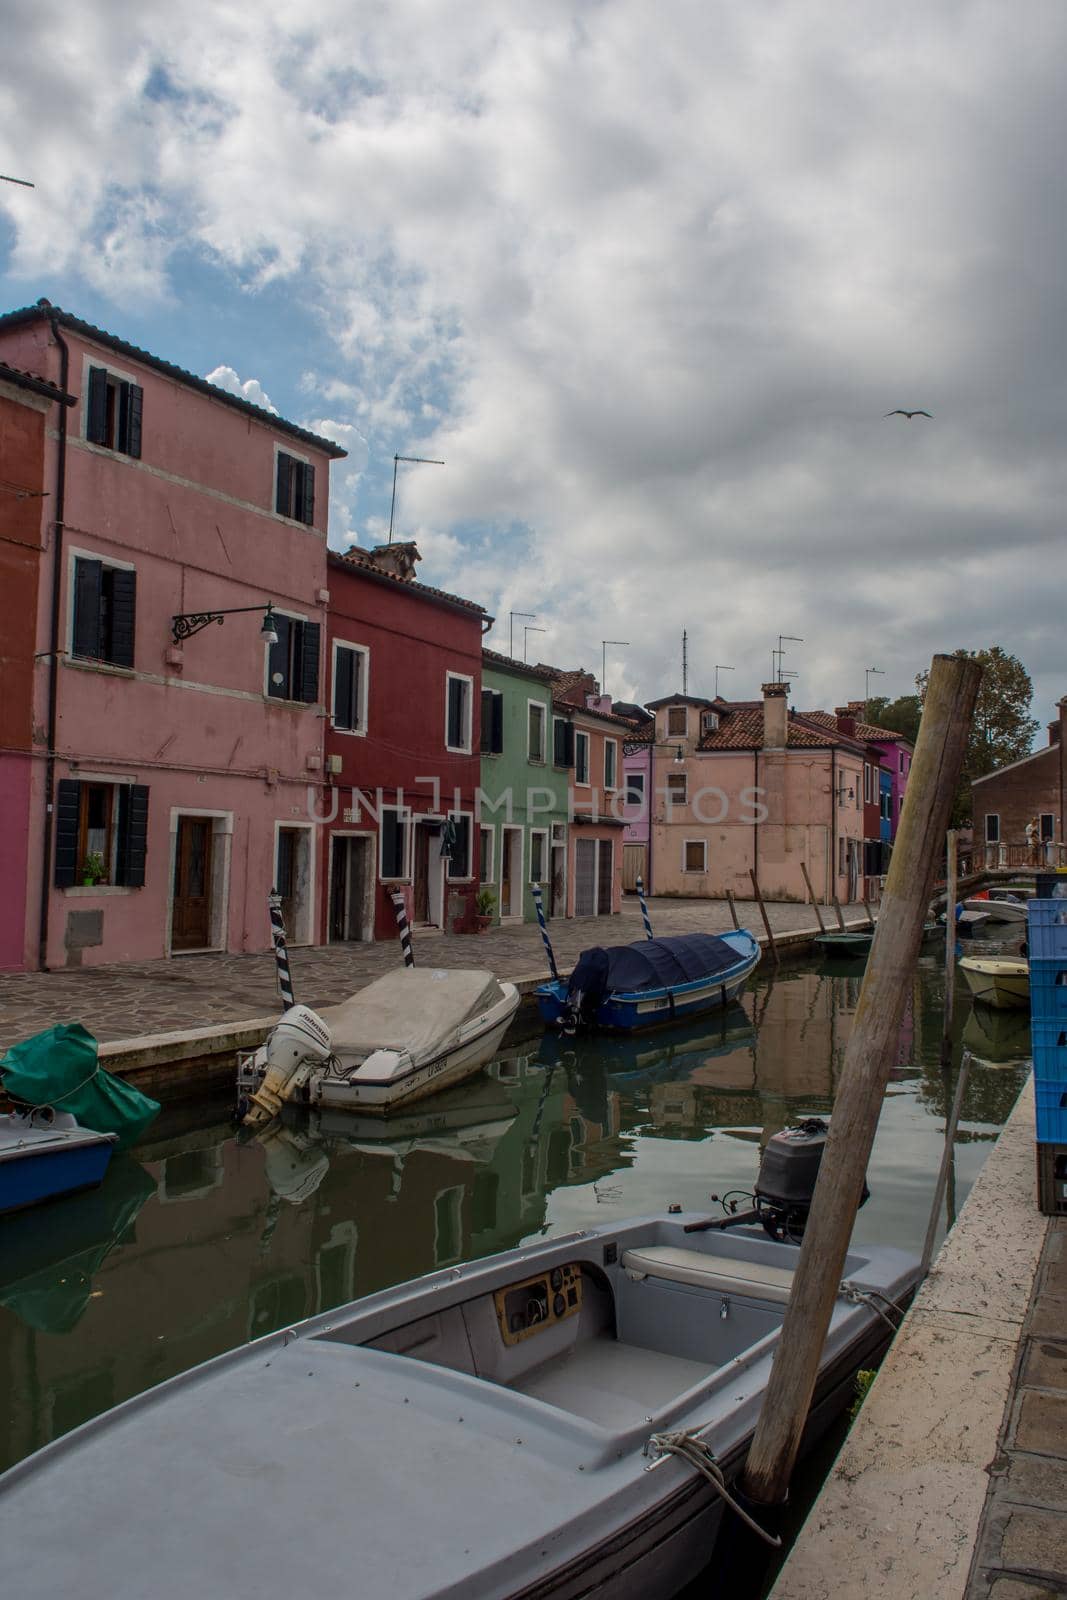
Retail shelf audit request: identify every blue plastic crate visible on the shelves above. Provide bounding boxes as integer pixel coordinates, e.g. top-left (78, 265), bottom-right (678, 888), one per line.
top-left (1028, 959), bottom-right (1067, 1018)
top-left (1027, 900), bottom-right (1067, 960)
top-left (1032, 1017), bottom-right (1067, 1081)
top-left (1036, 1081), bottom-right (1067, 1143)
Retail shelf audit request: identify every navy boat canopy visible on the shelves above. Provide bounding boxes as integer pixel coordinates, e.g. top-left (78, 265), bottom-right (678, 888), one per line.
top-left (567, 933), bottom-right (743, 1002)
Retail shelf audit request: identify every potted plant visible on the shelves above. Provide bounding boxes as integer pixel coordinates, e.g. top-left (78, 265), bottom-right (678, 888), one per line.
top-left (474, 888), bottom-right (496, 932)
top-left (81, 851), bottom-right (107, 887)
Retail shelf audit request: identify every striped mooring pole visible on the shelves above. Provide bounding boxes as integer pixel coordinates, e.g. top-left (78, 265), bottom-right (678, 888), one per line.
top-left (389, 891), bottom-right (416, 968)
top-left (531, 883), bottom-right (560, 981)
top-left (268, 889), bottom-right (296, 1010)
top-left (635, 876), bottom-right (654, 941)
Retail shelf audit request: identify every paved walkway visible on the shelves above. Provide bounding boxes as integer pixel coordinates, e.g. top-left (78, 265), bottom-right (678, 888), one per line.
top-left (0, 896), bottom-right (863, 1051)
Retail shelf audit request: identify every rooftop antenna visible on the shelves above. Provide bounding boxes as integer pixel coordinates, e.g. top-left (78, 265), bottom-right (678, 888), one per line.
top-left (0, 175), bottom-right (34, 188)
top-left (865, 665), bottom-right (885, 712)
top-left (509, 611), bottom-right (535, 659)
top-left (388, 454), bottom-right (444, 545)
top-left (715, 664), bottom-right (734, 697)
top-left (773, 634), bottom-right (803, 681)
top-left (524, 625), bottom-right (546, 663)
top-left (682, 629), bottom-right (688, 696)
top-left (602, 639), bottom-right (628, 697)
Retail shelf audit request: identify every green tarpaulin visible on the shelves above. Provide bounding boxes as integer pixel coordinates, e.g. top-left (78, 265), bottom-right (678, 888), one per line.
top-left (1, 1024), bottom-right (159, 1150)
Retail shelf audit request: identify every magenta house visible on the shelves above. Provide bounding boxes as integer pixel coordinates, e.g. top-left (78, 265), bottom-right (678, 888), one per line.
top-left (0, 303), bottom-right (345, 970)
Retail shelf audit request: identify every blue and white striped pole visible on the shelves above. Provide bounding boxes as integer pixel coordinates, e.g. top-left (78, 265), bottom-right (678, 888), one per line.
top-left (389, 891), bottom-right (416, 968)
top-left (531, 883), bottom-right (560, 981)
top-left (268, 889), bottom-right (296, 1010)
top-left (635, 875), bottom-right (654, 941)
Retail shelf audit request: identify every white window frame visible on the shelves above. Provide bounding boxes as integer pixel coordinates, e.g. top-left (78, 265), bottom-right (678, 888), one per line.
top-left (330, 638), bottom-right (370, 736)
top-left (444, 671), bottom-right (473, 754)
top-left (272, 440), bottom-right (312, 524)
top-left (666, 706), bottom-right (688, 738)
top-left (379, 804), bottom-right (412, 881)
top-left (263, 604), bottom-right (310, 700)
top-left (527, 699), bottom-right (546, 764)
top-left (79, 353), bottom-right (141, 450)
top-left (984, 814), bottom-right (1000, 845)
top-left (529, 827), bottom-right (549, 885)
top-left (863, 763), bottom-right (871, 804)
top-left (479, 824), bottom-right (495, 885)
top-left (625, 771), bottom-right (646, 809)
top-left (66, 545), bottom-right (136, 660)
top-left (604, 738), bottom-right (618, 791)
top-left (574, 730), bottom-right (591, 787)
top-left (445, 808), bottom-right (475, 882)
top-left (682, 838), bottom-right (707, 873)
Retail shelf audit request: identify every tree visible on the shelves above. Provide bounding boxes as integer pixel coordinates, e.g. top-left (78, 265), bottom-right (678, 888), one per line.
top-left (864, 693), bottom-right (922, 744)
top-left (916, 646), bottom-right (1039, 825)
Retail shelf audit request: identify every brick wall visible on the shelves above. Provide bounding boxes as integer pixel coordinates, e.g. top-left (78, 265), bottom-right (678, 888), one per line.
top-left (972, 744), bottom-right (1059, 845)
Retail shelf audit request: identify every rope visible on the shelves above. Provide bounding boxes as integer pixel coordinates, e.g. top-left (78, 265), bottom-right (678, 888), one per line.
top-left (838, 1281), bottom-right (908, 1331)
top-left (645, 1430), bottom-right (781, 1547)
top-left (5, 1064), bottom-right (102, 1113)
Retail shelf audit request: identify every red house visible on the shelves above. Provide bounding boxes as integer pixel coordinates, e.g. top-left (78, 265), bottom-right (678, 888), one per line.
top-left (320, 543), bottom-right (488, 941)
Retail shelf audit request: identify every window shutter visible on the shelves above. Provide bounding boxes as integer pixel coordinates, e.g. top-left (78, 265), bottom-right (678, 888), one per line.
top-left (300, 461), bottom-right (315, 526)
top-left (72, 558), bottom-right (103, 659)
top-left (268, 613), bottom-right (291, 698)
top-left (450, 817), bottom-right (471, 877)
top-left (480, 687), bottom-right (493, 750)
top-left (275, 452), bottom-right (292, 516)
top-left (115, 784), bottom-right (149, 887)
top-left (447, 679), bottom-right (463, 748)
top-left (334, 646), bottom-right (355, 727)
top-left (491, 691), bottom-right (504, 754)
top-left (298, 622), bottom-right (320, 704)
top-left (125, 383), bottom-right (143, 458)
top-left (54, 779), bottom-right (82, 886)
top-left (108, 567), bottom-right (136, 668)
top-left (86, 367), bottom-right (108, 445)
top-left (563, 722), bottom-right (575, 768)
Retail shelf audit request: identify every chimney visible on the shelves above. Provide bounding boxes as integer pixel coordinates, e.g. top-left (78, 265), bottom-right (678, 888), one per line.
top-left (847, 699), bottom-right (865, 715)
top-left (762, 682), bottom-right (789, 748)
top-left (366, 541), bottom-right (421, 581)
top-left (834, 705), bottom-right (857, 738)
top-left (1050, 722), bottom-right (1061, 746)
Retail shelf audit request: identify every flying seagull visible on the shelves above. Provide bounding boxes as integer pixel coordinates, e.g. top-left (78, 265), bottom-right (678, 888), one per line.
top-left (884, 409), bottom-right (932, 419)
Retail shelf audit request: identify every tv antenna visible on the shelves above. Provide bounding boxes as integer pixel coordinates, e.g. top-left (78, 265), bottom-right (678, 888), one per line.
top-left (524, 625), bottom-right (546, 663)
top-left (865, 666), bottom-right (885, 708)
top-left (602, 639), bottom-right (628, 696)
top-left (0, 175), bottom-right (34, 188)
top-left (715, 664), bottom-right (734, 697)
top-left (772, 634), bottom-right (803, 682)
top-left (509, 611), bottom-right (535, 658)
top-left (388, 453), bottom-right (444, 544)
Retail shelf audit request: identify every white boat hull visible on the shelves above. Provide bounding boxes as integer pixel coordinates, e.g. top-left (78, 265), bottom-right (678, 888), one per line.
top-left (959, 957), bottom-right (1030, 1010)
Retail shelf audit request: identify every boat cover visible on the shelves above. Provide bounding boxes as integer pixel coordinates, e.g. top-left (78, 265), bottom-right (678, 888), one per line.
top-left (567, 934), bottom-right (745, 1004)
top-left (0, 1025), bottom-right (159, 1150)
top-left (320, 968), bottom-right (504, 1058)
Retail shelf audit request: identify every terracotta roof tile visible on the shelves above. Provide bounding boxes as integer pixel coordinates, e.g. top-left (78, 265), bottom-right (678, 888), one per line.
top-left (329, 549), bottom-right (487, 616)
top-left (0, 360), bottom-right (76, 405)
top-left (698, 708), bottom-right (845, 751)
top-left (802, 709), bottom-right (911, 744)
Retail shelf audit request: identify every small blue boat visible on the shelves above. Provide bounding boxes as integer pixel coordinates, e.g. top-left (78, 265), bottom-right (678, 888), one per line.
top-left (536, 930), bottom-right (761, 1033)
top-left (0, 1111), bottom-right (117, 1216)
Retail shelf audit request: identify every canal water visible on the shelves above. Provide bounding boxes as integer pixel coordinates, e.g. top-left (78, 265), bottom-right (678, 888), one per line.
top-left (0, 948), bottom-right (1029, 1486)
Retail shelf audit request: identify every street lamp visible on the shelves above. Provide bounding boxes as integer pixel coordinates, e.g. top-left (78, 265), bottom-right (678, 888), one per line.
top-left (171, 601), bottom-right (279, 646)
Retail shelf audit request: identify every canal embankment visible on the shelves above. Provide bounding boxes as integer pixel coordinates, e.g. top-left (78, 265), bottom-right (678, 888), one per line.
top-left (769, 1074), bottom-right (1067, 1600)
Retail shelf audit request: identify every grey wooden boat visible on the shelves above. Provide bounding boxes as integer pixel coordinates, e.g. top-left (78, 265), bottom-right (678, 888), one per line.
top-left (0, 1213), bottom-right (916, 1600)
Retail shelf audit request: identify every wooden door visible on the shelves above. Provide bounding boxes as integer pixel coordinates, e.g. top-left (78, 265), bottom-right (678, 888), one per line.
top-left (574, 838), bottom-right (596, 916)
top-left (414, 827), bottom-right (430, 923)
top-left (550, 844), bottom-right (565, 918)
top-left (500, 830), bottom-right (513, 917)
top-left (172, 818), bottom-right (212, 950)
top-left (622, 843), bottom-right (645, 893)
top-left (597, 840), bottom-right (614, 914)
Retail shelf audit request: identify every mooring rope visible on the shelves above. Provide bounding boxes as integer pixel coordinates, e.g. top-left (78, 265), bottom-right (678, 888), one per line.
top-left (838, 1281), bottom-right (908, 1330)
top-left (644, 1430), bottom-right (782, 1548)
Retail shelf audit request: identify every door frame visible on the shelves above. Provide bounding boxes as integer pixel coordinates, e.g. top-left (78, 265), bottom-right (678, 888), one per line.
top-left (272, 820), bottom-right (316, 946)
top-left (413, 817), bottom-right (445, 927)
top-left (573, 835), bottom-right (597, 918)
top-left (166, 809), bottom-right (233, 957)
top-left (327, 829), bottom-right (375, 942)
top-left (500, 824), bottom-right (524, 920)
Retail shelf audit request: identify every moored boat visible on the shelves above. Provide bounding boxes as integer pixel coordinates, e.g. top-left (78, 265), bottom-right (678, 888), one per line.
top-left (536, 931), bottom-right (760, 1033)
top-left (0, 1110), bottom-right (117, 1216)
top-left (958, 956), bottom-right (1030, 1011)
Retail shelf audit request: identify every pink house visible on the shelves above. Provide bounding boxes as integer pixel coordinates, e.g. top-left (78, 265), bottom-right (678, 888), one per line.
top-left (0, 303), bottom-right (346, 970)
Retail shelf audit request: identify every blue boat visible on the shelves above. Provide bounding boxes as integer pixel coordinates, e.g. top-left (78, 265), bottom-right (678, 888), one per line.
top-left (536, 929), bottom-right (761, 1033)
top-left (0, 1111), bottom-right (117, 1216)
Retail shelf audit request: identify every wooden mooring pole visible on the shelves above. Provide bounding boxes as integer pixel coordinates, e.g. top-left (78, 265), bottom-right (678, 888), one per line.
top-left (831, 895), bottom-right (847, 932)
top-left (748, 869), bottom-right (779, 967)
top-left (800, 861), bottom-right (827, 935)
top-left (740, 653), bottom-right (981, 1510)
top-left (942, 828), bottom-right (959, 1071)
top-left (725, 890), bottom-right (741, 931)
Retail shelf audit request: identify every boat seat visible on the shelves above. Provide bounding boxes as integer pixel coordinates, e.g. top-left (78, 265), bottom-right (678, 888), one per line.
top-left (620, 1245), bottom-right (796, 1304)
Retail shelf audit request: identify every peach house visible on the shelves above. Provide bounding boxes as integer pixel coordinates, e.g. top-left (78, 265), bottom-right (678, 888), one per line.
top-left (544, 670), bottom-right (624, 917)
top-left (0, 302), bottom-right (346, 970)
top-left (648, 684), bottom-right (866, 904)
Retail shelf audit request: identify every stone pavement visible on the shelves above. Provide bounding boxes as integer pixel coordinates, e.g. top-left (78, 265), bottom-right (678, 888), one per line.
top-left (0, 896), bottom-right (863, 1051)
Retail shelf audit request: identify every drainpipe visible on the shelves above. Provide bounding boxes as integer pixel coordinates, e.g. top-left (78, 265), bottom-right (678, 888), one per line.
top-left (38, 312), bottom-right (69, 970)
top-left (830, 747), bottom-right (837, 907)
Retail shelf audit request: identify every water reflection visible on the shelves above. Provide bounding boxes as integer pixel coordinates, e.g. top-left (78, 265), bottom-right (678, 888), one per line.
top-left (0, 955), bottom-right (1029, 1473)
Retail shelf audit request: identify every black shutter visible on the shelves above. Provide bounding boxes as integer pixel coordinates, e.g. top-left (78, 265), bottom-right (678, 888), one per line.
top-left (480, 687), bottom-right (493, 751)
top-left (72, 558), bottom-right (103, 660)
top-left (125, 383), bottom-right (143, 458)
top-left (554, 719), bottom-right (575, 767)
top-left (300, 461), bottom-right (315, 526)
top-left (108, 567), bottom-right (136, 668)
top-left (334, 645), bottom-right (355, 728)
top-left (54, 779), bottom-right (82, 887)
top-left (298, 621), bottom-right (320, 704)
top-left (491, 691), bottom-right (504, 755)
top-left (381, 810), bottom-right (401, 878)
top-left (268, 613), bottom-right (292, 698)
top-left (275, 452), bottom-right (292, 516)
top-left (453, 817), bottom-right (470, 878)
top-left (86, 367), bottom-right (108, 445)
top-left (115, 784), bottom-right (149, 887)
top-left (447, 679), bottom-right (462, 747)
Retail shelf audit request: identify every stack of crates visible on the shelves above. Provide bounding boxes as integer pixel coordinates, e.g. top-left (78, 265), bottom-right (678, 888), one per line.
top-left (1029, 895), bottom-right (1067, 1214)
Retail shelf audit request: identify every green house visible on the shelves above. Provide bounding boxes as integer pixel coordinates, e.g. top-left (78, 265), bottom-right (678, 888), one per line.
top-left (479, 651), bottom-right (571, 922)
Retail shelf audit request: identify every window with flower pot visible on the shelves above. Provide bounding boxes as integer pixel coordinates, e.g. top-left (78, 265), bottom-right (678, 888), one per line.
top-left (54, 778), bottom-right (149, 887)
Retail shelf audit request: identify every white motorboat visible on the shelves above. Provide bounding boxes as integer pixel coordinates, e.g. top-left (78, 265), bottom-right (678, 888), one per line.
top-left (0, 1118), bottom-right (918, 1600)
top-left (961, 897), bottom-right (1027, 927)
top-left (239, 967), bottom-right (521, 1120)
top-left (958, 956), bottom-right (1030, 1011)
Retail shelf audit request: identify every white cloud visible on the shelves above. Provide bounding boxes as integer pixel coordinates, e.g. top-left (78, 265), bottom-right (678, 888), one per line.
top-left (204, 364), bottom-right (278, 414)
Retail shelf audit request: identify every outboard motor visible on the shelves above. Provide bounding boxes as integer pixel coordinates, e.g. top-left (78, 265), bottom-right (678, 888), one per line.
top-left (754, 1117), bottom-right (868, 1241)
top-left (560, 947), bottom-right (612, 1034)
top-left (243, 1006), bottom-right (333, 1128)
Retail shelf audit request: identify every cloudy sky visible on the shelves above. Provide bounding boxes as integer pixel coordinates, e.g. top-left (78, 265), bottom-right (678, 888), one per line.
top-left (3, 1), bottom-right (1064, 724)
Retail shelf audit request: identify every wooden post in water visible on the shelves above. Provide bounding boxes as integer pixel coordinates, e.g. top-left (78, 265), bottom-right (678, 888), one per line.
top-left (800, 861), bottom-right (827, 935)
top-left (748, 869), bottom-right (779, 967)
top-left (941, 829), bottom-right (959, 1071)
top-left (831, 894), bottom-right (847, 931)
top-left (725, 891), bottom-right (741, 931)
top-left (862, 883), bottom-right (876, 930)
top-left (740, 653), bottom-right (981, 1510)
